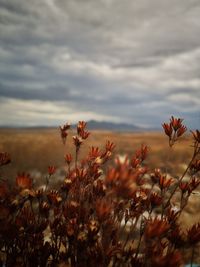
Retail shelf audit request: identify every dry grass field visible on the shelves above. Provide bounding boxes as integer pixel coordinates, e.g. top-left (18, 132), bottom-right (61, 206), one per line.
top-left (0, 128), bottom-right (193, 178)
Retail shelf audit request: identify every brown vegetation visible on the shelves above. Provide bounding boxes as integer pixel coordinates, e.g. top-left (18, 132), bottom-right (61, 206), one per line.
top-left (0, 117), bottom-right (199, 266)
top-left (0, 128), bottom-right (193, 179)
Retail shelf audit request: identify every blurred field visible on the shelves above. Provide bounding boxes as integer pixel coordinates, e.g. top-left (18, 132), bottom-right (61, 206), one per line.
top-left (0, 128), bottom-right (194, 179)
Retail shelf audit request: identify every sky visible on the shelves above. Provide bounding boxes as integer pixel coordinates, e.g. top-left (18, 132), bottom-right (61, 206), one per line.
top-left (0, 0), bottom-right (200, 129)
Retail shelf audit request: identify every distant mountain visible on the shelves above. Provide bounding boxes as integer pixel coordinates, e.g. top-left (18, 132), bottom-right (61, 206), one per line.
top-left (85, 120), bottom-right (141, 131)
top-left (0, 120), bottom-right (155, 131)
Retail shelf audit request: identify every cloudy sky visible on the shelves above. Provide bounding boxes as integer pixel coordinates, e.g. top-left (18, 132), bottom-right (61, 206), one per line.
top-left (0, 0), bottom-right (200, 128)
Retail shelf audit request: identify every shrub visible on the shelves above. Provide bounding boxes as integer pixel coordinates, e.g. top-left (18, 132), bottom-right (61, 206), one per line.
top-left (0, 117), bottom-right (200, 267)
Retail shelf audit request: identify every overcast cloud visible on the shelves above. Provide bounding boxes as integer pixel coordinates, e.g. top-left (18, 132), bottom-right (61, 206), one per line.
top-left (0, 0), bottom-right (200, 128)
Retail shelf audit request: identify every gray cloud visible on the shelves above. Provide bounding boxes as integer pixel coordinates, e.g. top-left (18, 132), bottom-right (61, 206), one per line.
top-left (0, 0), bottom-right (200, 128)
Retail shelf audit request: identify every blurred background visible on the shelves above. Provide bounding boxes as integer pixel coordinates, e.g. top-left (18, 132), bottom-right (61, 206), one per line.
top-left (0, 0), bottom-right (200, 129)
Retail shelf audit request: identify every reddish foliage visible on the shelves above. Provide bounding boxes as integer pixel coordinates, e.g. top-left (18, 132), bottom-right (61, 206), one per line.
top-left (0, 117), bottom-right (200, 266)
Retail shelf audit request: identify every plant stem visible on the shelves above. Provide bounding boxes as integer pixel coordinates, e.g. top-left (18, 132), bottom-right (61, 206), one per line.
top-left (45, 175), bottom-right (50, 192)
top-left (135, 233), bottom-right (142, 259)
top-left (190, 246), bottom-right (195, 267)
top-left (164, 152), bottom-right (196, 209)
top-left (75, 148), bottom-right (79, 173)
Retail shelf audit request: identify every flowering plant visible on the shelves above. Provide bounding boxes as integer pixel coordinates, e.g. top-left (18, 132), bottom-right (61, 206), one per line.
top-left (0, 117), bottom-right (199, 266)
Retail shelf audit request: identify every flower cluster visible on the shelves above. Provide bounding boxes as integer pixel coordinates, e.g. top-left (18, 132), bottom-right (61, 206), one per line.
top-left (162, 116), bottom-right (187, 146)
top-left (0, 117), bottom-right (199, 267)
top-left (73, 121), bottom-right (90, 151)
top-left (59, 122), bottom-right (70, 144)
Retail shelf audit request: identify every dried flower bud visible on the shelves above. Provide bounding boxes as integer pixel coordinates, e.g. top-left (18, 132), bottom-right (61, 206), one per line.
top-left (88, 220), bottom-right (99, 236)
top-left (105, 140), bottom-right (115, 152)
top-left (73, 135), bottom-right (83, 149)
top-left (61, 178), bottom-right (72, 191)
top-left (166, 206), bottom-right (180, 223)
top-left (135, 144), bottom-right (148, 161)
top-left (96, 199), bottom-right (112, 222)
top-left (170, 116), bottom-right (183, 131)
top-left (150, 169), bottom-right (161, 184)
top-left (80, 130), bottom-right (90, 140)
top-left (162, 116), bottom-right (187, 146)
top-left (64, 201), bottom-right (79, 220)
top-left (66, 218), bottom-right (77, 237)
top-left (101, 150), bottom-right (112, 162)
top-left (93, 179), bottom-right (106, 197)
top-left (47, 190), bottom-right (62, 206)
top-left (61, 122), bottom-right (71, 131)
top-left (177, 125), bottom-right (187, 137)
top-left (162, 122), bottom-right (173, 137)
top-left (48, 165), bottom-right (56, 175)
top-left (64, 154), bottom-right (72, 166)
top-left (77, 121), bottom-right (87, 135)
top-left (145, 217), bottom-right (170, 239)
top-left (158, 175), bottom-right (173, 190)
top-left (179, 182), bottom-right (190, 194)
top-left (20, 189), bottom-right (35, 198)
top-left (76, 168), bottom-right (87, 181)
top-left (60, 122), bottom-right (70, 144)
top-left (131, 157), bottom-right (141, 168)
top-left (16, 173), bottom-right (32, 189)
top-left (187, 223), bottom-right (200, 245)
top-left (89, 147), bottom-right (101, 160)
top-left (105, 168), bottom-right (119, 186)
top-left (0, 152), bottom-right (11, 166)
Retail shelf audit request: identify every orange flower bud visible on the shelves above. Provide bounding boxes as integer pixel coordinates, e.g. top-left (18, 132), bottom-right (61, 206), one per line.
top-left (73, 135), bottom-right (83, 148)
top-left (170, 116), bottom-right (183, 131)
top-left (64, 153), bottom-right (72, 165)
top-left (159, 175), bottom-right (173, 190)
top-left (48, 165), bottom-right (56, 175)
top-left (179, 182), bottom-right (190, 194)
top-left (162, 123), bottom-right (172, 137)
top-left (177, 125), bottom-right (187, 137)
top-left (77, 121), bottom-right (87, 135)
top-left (145, 217), bottom-right (170, 239)
top-left (105, 140), bottom-right (115, 152)
top-left (16, 173), bottom-right (32, 189)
